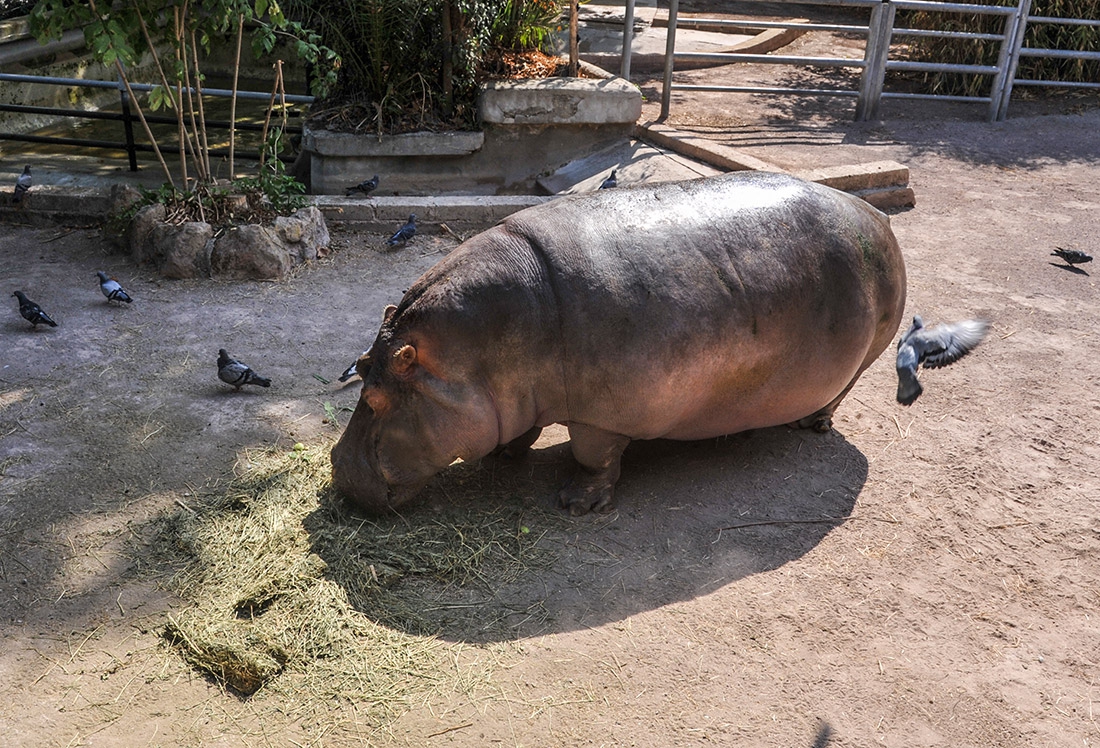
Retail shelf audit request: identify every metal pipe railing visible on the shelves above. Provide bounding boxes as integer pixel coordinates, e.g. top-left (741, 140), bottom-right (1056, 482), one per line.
top-left (0, 71), bottom-right (312, 172)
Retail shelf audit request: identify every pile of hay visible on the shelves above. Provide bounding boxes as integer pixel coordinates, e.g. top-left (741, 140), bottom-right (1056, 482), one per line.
top-left (160, 441), bottom-right (556, 724)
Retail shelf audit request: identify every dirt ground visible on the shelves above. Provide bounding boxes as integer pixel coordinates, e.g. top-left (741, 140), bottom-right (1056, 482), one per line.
top-left (3, 23), bottom-right (1100, 748)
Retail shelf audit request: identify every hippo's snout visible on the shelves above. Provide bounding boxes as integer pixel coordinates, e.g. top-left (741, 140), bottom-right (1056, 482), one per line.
top-left (330, 411), bottom-right (391, 512)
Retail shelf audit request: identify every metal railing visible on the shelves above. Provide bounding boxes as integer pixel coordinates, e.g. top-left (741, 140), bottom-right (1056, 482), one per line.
top-left (0, 72), bottom-right (313, 171)
top-left (651, 0), bottom-right (1100, 122)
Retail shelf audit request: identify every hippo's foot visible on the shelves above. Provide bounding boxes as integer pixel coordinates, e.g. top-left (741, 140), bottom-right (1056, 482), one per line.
top-left (790, 411), bottom-right (834, 433)
top-left (499, 426), bottom-right (543, 459)
top-left (558, 472), bottom-right (617, 516)
top-left (560, 424), bottom-right (631, 516)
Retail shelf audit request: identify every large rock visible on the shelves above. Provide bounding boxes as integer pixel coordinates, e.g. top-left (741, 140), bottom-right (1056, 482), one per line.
top-left (127, 204), bottom-right (330, 281)
top-left (273, 205), bottom-right (331, 264)
top-left (129, 203), bottom-right (167, 265)
top-left (152, 221), bottom-right (214, 279)
top-left (211, 224), bottom-right (291, 280)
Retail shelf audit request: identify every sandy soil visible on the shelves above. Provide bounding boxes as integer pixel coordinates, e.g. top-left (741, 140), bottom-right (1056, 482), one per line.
top-left (3, 28), bottom-right (1100, 748)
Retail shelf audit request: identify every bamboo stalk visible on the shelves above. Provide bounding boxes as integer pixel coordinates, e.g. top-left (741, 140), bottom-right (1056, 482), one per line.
top-left (229, 12), bottom-right (244, 180)
top-left (259, 61), bottom-right (283, 172)
top-left (180, 38), bottom-right (206, 182)
top-left (173, 6), bottom-right (189, 187)
top-left (189, 28), bottom-right (212, 181)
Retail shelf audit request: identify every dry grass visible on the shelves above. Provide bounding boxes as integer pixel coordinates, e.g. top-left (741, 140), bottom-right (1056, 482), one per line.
top-left (157, 441), bottom-right (560, 728)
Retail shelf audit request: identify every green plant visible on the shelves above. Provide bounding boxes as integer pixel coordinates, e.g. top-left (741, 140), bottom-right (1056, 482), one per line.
top-left (30, 0), bottom-right (338, 205)
top-left (898, 0), bottom-right (1100, 97)
top-left (489, 0), bottom-right (563, 51)
top-left (283, 0), bottom-right (566, 133)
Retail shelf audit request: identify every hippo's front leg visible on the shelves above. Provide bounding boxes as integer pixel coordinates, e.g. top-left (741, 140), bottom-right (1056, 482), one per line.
top-left (559, 423), bottom-right (631, 516)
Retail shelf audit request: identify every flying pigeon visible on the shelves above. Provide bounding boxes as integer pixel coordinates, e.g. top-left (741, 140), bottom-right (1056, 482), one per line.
top-left (895, 315), bottom-right (989, 406)
top-left (217, 349), bottom-right (271, 391)
top-left (12, 290), bottom-right (57, 328)
top-left (12, 165), bottom-right (31, 205)
top-left (338, 351), bottom-right (370, 383)
top-left (1051, 247), bottom-right (1092, 266)
top-left (346, 175), bottom-right (379, 197)
top-left (387, 214), bottom-right (417, 246)
top-left (599, 170), bottom-right (617, 190)
top-left (96, 271), bottom-right (133, 304)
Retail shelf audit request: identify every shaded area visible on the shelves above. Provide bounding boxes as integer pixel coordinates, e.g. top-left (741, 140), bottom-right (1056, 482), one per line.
top-left (308, 423), bottom-right (866, 643)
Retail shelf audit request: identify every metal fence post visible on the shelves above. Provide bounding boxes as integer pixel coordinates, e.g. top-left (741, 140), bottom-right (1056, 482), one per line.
top-left (117, 75), bottom-right (139, 172)
top-left (991, 0), bottom-right (1033, 121)
top-left (621, 0), bottom-right (635, 79)
top-left (855, 0), bottom-right (894, 122)
top-left (659, 0), bottom-right (679, 121)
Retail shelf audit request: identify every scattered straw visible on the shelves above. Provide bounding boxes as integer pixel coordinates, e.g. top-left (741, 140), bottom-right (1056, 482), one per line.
top-left (158, 441), bottom-right (559, 729)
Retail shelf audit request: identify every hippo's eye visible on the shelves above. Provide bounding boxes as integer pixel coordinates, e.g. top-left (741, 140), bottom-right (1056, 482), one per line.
top-left (364, 387), bottom-right (389, 415)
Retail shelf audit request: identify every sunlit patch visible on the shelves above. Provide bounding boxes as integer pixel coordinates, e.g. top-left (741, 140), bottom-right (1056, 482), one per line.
top-left (0, 388), bottom-right (30, 411)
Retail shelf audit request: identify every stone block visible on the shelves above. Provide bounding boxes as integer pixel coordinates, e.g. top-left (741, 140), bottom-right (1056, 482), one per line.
top-left (480, 77), bottom-right (642, 125)
top-left (797, 161), bottom-right (910, 192)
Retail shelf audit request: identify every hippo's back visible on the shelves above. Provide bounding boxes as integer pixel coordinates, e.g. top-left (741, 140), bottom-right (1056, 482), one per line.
top-left (502, 171), bottom-right (906, 439)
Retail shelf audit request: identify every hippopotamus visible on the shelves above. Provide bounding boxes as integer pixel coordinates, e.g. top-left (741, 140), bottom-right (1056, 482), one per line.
top-left (331, 171), bottom-right (907, 515)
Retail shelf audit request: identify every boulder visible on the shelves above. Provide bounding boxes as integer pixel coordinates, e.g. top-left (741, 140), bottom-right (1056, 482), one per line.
top-left (129, 203), bottom-right (167, 265)
top-left (274, 206), bottom-right (331, 264)
top-left (152, 221), bottom-right (214, 279)
top-left (211, 224), bottom-right (291, 280)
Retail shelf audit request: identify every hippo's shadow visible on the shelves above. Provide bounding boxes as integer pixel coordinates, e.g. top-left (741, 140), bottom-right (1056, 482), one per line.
top-left (305, 425), bottom-right (866, 644)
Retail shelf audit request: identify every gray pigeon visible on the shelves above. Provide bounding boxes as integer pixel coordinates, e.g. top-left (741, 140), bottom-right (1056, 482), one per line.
top-left (12, 290), bottom-right (57, 328)
top-left (1051, 247), bottom-right (1092, 266)
top-left (896, 315), bottom-right (989, 405)
top-left (338, 350), bottom-right (370, 383)
top-left (387, 214), bottom-right (416, 246)
top-left (599, 169), bottom-right (617, 189)
top-left (96, 271), bottom-right (133, 303)
top-left (217, 349), bottom-right (271, 391)
top-left (345, 175), bottom-right (379, 197)
top-left (12, 165), bottom-right (31, 205)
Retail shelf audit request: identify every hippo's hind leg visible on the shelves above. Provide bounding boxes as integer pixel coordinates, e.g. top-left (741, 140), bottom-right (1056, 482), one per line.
top-left (500, 425), bottom-right (543, 459)
top-left (790, 374), bottom-right (864, 433)
top-left (559, 423), bottom-right (631, 516)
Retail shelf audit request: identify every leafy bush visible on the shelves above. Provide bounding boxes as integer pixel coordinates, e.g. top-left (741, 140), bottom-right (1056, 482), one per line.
top-left (30, 0), bottom-right (336, 215)
top-left (898, 0), bottom-right (1100, 97)
top-left (284, 0), bottom-right (564, 133)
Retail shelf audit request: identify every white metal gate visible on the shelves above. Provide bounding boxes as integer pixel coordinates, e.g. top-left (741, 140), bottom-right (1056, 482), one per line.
top-left (645, 0), bottom-right (1100, 122)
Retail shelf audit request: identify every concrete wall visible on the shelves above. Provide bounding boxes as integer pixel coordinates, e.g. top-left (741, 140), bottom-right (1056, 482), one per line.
top-left (305, 76), bottom-right (642, 196)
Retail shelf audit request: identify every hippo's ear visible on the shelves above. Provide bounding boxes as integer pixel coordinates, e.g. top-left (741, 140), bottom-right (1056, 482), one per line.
top-left (383, 304), bottom-right (398, 323)
top-left (391, 344), bottom-right (418, 377)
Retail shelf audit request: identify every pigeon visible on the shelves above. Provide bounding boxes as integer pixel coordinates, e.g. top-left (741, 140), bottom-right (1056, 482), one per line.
top-left (217, 349), bottom-right (271, 390)
top-left (599, 169), bottom-right (617, 190)
top-left (12, 165), bottom-right (31, 205)
top-left (895, 315), bottom-right (989, 406)
top-left (96, 271), bottom-right (133, 304)
top-left (345, 175), bottom-right (379, 197)
top-left (1051, 247), bottom-right (1092, 266)
top-left (12, 290), bottom-right (58, 328)
top-left (387, 214), bottom-right (417, 246)
top-left (338, 351), bottom-right (370, 383)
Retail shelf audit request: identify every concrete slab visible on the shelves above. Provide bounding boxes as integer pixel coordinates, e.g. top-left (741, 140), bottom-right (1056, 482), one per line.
top-left (536, 139), bottom-right (722, 195)
top-left (479, 77), bottom-right (641, 126)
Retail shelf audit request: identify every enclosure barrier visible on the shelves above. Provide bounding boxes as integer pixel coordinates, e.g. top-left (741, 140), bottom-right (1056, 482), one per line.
top-left (652, 0), bottom-right (1099, 122)
top-left (0, 72), bottom-right (312, 171)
